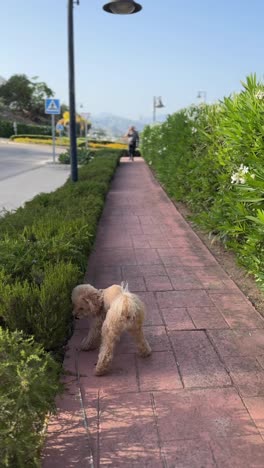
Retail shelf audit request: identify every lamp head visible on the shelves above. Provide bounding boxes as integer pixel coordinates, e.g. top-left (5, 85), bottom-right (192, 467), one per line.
top-left (155, 96), bottom-right (165, 108)
top-left (103, 0), bottom-right (142, 14)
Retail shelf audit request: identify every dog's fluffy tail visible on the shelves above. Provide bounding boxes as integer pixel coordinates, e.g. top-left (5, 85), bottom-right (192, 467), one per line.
top-left (108, 288), bottom-right (145, 328)
top-left (121, 281), bottom-right (129, 293)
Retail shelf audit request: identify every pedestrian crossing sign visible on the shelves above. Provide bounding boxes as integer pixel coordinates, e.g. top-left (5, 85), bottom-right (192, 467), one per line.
top-left (45, 98), bottom-right (61, 115)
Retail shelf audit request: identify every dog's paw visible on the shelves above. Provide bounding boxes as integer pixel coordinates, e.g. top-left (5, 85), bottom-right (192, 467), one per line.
top-left (80, 337), bottom-right (92, 351)
top-left (139, 345), bottom-right (152, 358)
top-left (94, 366), bottom-right (108, 376)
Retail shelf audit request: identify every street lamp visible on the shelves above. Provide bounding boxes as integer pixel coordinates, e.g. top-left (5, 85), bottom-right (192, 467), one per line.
top-left (197, 90), bottom-right (207, 103)
top-left (153, 96), bottom-right (165, 123)
top-left (68, 0), bottom-right (142, 182)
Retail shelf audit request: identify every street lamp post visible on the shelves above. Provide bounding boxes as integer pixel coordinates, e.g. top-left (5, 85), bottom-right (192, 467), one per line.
top-left (153, 96), bottom-right (165, 123)
top-left (68, 0), bottom-right (142, 182)
top-left (68, 0), bottom-right (78, 182)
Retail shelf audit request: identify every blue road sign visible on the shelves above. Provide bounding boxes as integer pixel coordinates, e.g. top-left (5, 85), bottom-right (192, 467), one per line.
top-left (45, 98), bottom-right (60, 115)
top-left (56, 123), bottom-right (64, 131)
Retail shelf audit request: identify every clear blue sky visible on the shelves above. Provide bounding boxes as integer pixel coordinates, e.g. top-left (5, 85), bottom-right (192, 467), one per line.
top-left (1, 0), bottom-right (264, 120)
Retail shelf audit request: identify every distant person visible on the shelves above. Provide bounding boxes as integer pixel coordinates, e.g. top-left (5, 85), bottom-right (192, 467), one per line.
top-left (125, 126), bottom-right (139, 161)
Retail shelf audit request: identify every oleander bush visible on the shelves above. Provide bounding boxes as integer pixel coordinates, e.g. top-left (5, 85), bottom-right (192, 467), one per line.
top-left (141, 74), bottom-right (264, 288)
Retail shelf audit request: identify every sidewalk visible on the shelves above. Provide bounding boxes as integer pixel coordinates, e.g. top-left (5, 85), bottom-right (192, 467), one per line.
top-left (0, 163), bottom-right (70, 212)
top-left (43, 158), bottom-right (264, 467)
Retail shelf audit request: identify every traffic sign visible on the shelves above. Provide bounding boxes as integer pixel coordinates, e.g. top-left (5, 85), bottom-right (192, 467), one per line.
top-left (45, 98), bottom-right (61, 115)
top-left (56, 123), bottom-right (64, 131)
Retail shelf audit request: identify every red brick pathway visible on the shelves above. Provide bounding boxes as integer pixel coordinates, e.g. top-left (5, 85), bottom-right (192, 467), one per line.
top-left (43, 158), bottom-right (264, 467)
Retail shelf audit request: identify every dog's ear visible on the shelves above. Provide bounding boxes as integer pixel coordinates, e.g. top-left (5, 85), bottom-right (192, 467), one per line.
top-left (82, 290), bottom-right (103, 315)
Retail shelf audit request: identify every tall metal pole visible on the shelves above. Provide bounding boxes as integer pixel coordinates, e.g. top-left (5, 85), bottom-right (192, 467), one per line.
top-left (153, 96), bottom-right (156, 123)
top-left (68, 0), bottom-right (78, 181)
top-left (51, 114), bottom-right (56, 163)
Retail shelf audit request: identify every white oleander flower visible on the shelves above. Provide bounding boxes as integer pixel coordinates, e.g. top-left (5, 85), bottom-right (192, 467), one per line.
top-left (231, 164), bottom-right (249, 184)
top-left (149, 160), bottom-right (152, 165)
top-left (255, 90), bottom-right (264, 100)
top-left (239, 164), bottom-right (249, 174)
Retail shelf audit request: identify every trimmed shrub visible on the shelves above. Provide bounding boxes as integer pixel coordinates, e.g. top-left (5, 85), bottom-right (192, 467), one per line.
top-left (10, 134), bottom-right (53, 141)
top-left (0, 150), bottom-right (120, 352)
top-left (0, 262), bottom-right (80, 351)
top-left (0, 149), bottom-right (120, 467)
top-left (58, 147), bottom-right (96, 165)
top-left (0, 327), bottom-right (61, 467)
top-left (0, 120), bottom-right (51, 138)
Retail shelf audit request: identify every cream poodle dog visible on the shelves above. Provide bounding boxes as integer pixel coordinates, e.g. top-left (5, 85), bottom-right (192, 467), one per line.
top-left (72, 282), bottom-right (152, 376)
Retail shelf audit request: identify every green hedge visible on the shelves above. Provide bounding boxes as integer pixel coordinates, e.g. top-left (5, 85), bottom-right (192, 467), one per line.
top-left (0, 120), bottom-right (51, 138)
top-left (0, 150), bottom-right (120, 351)
top-left (78, 138), bottom-right (116, 147)
top-left (0, 328), bottom-right (61, 467)
top-left (141, 74), bottom-right (264, 289)
top-left (58, 147), bottom-right (96, 164)
top-left (0, 149), bottom-right (121, 466)
top-left (10, 134), bottom-right (52, 141)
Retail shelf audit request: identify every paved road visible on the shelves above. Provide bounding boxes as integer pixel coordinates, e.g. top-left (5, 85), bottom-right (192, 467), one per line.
top-left (0, 140), bottom-right (65, 181)
top-left (0, 141), bottom-right (70, 212)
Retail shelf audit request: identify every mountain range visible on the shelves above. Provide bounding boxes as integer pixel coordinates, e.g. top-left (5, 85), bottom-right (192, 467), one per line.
top-left (90, 112), bottom-right (167, 137)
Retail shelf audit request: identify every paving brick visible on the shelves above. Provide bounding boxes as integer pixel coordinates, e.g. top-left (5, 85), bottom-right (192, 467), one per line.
top-left (136, 291), bottom-right (164, 326)
top-left (99, 237), bottom-right (133, 248)
top-left (161, 307), bottom-right (195, 330)
top-left (131, 235), bottom-right (150, 248)
top-left (215, 303), bottom-right (264, 329)
top-left (180, 255), bottom-right (218, 267)
top-left (154, 388), bottom-right (258, 442)
top-left (95, 248), bottom-right (137, 266)
top-left (169, 330), bottom-right (231, 388)
top-left (143, 326), bottom-right (171, 352)
top-left (93, 273), bottom-right (123, 289)
top-left (161, 256), bottom-right (183, 266)
top-left (98, 393), bottom-right (162, 466)
top-left (209, 291), bottom-right (249, 308)
top-left (191, 265), bottom-right (230, 281)
top-left (137, 351), bottom-right (183, 391)
top-left (137, 291), bottom-right (159, 309)
top-left (135, 248), bottom-right (162, 265)
top-left (124, 276), bottom-right (146, 292)
top-left (163, 439), bottom-right (216, 468)
top-left (169, 276), bottom-right (204, 290)
top-left (210, 435), bottom-right (264, 467)
top-left (138, 215), bottom-right (156, 225)
top-left (141, 224), bottom-right (163, 235)
top-left (187, 306), bottom-right (229, 329)
top-left (208, 329), bottom-right (264, 358)
top-left (42, 383), bottom-right (97, 468)
top-left (122, 264), bottom-right (167, 277)
top-left (223, 356), bottom-right (264, 397)
top-left (156, 290), bottom-right (214, 309)
top-left (243, 397), bottom-right (264, 437)
top-left (157, 248), bottom-right (181, 259)
top-left (145, 275), bottom-right (173, 291)
top-left (257, 355), bottom-right (264, 369)
top-left (66, 351), bottom-right (139, 394)
top-left (148, 239), bottom-right (171, 248)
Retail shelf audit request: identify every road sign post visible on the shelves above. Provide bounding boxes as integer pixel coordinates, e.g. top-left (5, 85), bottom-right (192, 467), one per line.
top-left (45, 99), bottom-right (61, 163)
top-left (51, 115), bottom-right (56, 163)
